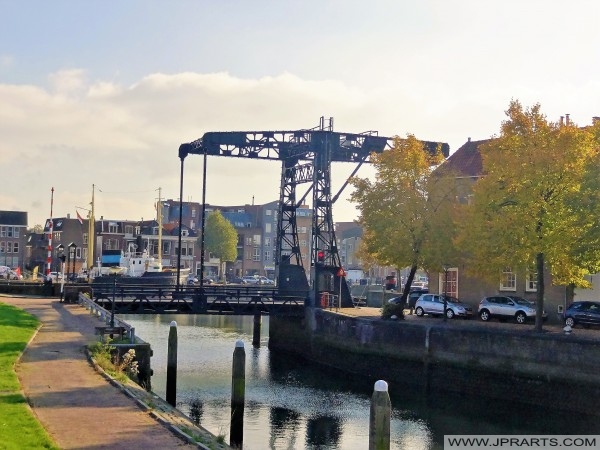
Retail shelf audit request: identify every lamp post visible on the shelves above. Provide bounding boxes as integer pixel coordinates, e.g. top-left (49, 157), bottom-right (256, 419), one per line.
top-left (57, 244), bottom-right (65, 302)
top-left (68, 242), bottom-right (77, 283)
top-left (442, 264), bottom-right (450, 322)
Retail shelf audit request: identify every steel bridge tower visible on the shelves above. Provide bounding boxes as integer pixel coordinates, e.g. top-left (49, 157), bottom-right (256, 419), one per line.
top-left (178, 118), bottom-right (448, 308)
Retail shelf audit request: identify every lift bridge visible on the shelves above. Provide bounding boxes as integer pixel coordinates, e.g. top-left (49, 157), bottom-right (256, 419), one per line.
top-left (174, 117), bottom-right (449, 312)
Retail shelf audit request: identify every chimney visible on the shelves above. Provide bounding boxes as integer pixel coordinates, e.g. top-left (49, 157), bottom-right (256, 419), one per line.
top-left (560, 116), bottom-right (564, 126)
top-left (565, 114), bottom-right (570, 125)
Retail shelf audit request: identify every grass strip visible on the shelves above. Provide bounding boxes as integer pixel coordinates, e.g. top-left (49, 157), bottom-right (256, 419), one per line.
top-left (0, 302), bottom-right (58, 449)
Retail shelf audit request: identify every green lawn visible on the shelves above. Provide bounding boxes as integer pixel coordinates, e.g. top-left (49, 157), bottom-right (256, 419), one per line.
top-left (0, 302), bottom-right (58, 449)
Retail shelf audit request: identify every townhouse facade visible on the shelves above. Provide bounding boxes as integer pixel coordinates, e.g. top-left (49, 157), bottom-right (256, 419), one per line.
top-left (429, 138), bottom-right (567, 323)
top-left (0, 211), bottom-right (28, 269)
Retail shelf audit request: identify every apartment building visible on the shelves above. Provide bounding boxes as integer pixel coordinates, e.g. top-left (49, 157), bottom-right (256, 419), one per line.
top-left (0, 211), bottom-right (27, 270)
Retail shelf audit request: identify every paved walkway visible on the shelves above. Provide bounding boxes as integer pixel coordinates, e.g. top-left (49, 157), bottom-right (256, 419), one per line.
top-left (2, 295), bottom-right (230, 450)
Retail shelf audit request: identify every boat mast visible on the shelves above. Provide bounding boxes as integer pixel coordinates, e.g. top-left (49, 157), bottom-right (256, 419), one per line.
top-left (157, 187), bottom-right (162, 268)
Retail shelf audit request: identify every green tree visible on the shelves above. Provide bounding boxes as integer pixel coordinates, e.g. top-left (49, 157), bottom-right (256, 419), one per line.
top-left (350, 135), bottom-right (458, 305)
top-left (461, 101), bottom-right (600, 332)
top-left (201, 210), bottom-right (238, 279)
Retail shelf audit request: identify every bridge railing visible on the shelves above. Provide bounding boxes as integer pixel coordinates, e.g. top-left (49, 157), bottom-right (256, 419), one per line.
top-left (88, 282), bottom-right (306, 315)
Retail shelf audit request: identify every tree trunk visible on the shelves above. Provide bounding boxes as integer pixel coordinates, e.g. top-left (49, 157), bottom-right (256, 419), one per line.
top-left (535, 252), bottom-right (544, 333)
top-left (400, 265), bottom-right (418, 303)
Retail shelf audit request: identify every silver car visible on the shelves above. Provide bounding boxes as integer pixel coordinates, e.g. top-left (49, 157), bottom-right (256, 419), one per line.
top-left (414, 294), bottom-right (473, 319)
top-left (478, 295), bottom-right (546, 324)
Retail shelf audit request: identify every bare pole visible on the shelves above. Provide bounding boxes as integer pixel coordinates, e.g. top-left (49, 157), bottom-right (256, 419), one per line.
top-left (46, 187), bottom-right (54, 276)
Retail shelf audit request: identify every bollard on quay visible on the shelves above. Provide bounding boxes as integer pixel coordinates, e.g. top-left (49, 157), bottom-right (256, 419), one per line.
top-left (369, 380), bottom-right (391, 450)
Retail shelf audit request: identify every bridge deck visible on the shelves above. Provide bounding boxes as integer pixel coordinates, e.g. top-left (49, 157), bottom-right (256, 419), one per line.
top-left (90, 282), bottom-right (307, 315)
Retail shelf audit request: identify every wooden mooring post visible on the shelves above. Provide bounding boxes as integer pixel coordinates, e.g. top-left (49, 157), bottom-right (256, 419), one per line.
top-left (252, 313), bottom-right (261, 347)
top-left (166, 321), bottom-right (178, 407)
top-left (230, 340), bottom-right (246, 448)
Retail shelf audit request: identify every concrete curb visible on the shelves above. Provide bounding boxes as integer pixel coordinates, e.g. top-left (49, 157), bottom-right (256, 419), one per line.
top-left (84, 347), bottom-right (230, 450)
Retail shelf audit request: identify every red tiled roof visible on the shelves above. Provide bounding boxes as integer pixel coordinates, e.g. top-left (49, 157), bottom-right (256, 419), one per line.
top-left (440, 138), bottom-right (490, 177)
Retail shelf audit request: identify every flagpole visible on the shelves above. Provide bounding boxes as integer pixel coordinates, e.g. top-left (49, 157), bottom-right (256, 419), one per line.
top-left (46, 187), bottom-right (54, 277)
top-left (88, 184), bottom-right (95, 280)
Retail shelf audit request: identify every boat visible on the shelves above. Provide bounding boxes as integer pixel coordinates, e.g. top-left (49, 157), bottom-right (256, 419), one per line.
top-left (92, 245), bottom-right (189, 286)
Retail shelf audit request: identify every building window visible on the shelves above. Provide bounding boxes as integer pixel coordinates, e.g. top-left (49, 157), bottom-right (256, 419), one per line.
top-left (264, 250), bottom-right (270, 261)
top-left (192, 209), bottom-right (196, 218)
top-left (14, 227), bottom-right (19, 238)
top-left (0, 242), bottom-right (4, 253)
top-left (135, 226), bottom-right (140, 235)
top-left (109, 224), bottom-right (119, 233)
top-left (253, 248), bottom-right (260, 261)
top-left (13, 242), bottom-right (18, 254)
top-left (163, 241), bottom-right (171, 255)
top-left (6, 242), bottom-right (12, 253)
top-left (246, 237), bottom-right (253, 246)
top-left (83, 233), bottom-right (88, 245)
top-left (265, 223), bottom-right (271, 233)
top-left (300, 240), bottom-right (307, 247)
top-left (265, 237), bottom-right (271, 247)
top-left (0, 227), bottom-right (5, 237)
top-left (125, 225), bottom-right (134, 235)
top-left (253, 235), bottom-right (261, 246)
top-left (500, 268), bottom-right (516, 291)
top-left (526, 270), bottom-right (538, 292)
top-left (266, 209), bottom-right (272, 216)
top-left (439, 268), bottom-right (458, 298)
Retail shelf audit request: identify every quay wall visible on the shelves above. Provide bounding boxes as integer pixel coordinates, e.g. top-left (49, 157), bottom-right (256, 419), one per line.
top-left (269, 308), bottom-right (600, 415)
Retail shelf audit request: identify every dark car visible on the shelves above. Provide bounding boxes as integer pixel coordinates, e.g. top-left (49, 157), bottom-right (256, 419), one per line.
top-left (564, 301), bottom-right (600, 328)
top-left (387, 288), bottom-right (428, 311)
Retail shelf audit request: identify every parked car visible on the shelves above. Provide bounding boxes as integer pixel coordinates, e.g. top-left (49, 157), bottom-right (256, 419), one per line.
top-left (563, 301), bottom-right (600, 328)
top-left (414, 294), bottom-right (473, 319)
top-left (48, 271), bottom-right (63, 282)
top-left (387, 288), bottom-right (428, 311)
top-left (242, 276), bottom-right (260, 285)
top-left (478, 295), bottom-right (546, 324)
top-left (187, 274), bottom-right (199, 285)
top-left (257, 276), bottom-right (275, 285)
top-left (227, 276), bottom-right (245, 284)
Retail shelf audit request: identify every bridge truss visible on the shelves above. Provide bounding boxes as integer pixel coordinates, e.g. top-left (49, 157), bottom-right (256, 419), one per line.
top-left (178, 118), bottom-right (449, 307)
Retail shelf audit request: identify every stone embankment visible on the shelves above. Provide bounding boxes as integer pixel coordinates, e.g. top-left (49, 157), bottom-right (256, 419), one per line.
top-left (269, 307), bottom-right (600, 415)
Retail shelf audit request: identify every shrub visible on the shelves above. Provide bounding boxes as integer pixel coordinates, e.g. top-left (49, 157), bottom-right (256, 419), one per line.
top-left (381, 302), bottom-right (405, 320)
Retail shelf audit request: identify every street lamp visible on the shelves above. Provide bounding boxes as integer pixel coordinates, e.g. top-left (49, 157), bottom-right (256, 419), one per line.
top-left (57, 245), bottom-right (65, 301)
top-left (68, 242), bottom-right (77, 282)
top-left (442, 264), bottom-right (450, 322)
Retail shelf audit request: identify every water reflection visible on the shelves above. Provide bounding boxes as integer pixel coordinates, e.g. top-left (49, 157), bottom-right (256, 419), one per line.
top-left (121, 314), bottom-right (597, 450)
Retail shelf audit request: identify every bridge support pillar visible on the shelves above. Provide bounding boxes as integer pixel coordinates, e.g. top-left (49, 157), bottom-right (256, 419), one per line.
top-left (252, 314), bottom-right (261, 348)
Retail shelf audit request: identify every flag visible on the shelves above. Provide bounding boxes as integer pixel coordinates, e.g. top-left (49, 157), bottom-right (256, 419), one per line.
top-left (76, 210), bottom-right (84, 225)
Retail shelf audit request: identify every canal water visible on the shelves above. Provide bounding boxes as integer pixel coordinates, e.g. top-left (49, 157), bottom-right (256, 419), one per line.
top-left (121, 314), bottom-right (596, 450)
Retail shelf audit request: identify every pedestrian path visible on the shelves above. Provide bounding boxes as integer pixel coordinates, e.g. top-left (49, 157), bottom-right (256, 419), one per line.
top-left (2, 295), bottom-right (230, 450)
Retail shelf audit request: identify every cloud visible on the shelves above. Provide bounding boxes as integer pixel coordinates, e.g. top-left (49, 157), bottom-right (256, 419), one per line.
top-left (2, 69), bottom-right (598, 227)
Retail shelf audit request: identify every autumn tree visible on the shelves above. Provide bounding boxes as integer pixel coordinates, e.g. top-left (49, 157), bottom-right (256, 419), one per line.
top-left (461, 101), bottom-right (600, 332)
top-left (201, 210), bottom-right (238, 280)
top-left (350, 134), bottom-right (458, 305)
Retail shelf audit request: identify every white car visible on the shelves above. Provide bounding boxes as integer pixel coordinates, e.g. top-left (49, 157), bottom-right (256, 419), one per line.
top-left (414, 294), bottom-right (473, 319)
top-left (242, 276), bottom-right (260, 284)
top-left (257, 276), bottom-right (275, 285)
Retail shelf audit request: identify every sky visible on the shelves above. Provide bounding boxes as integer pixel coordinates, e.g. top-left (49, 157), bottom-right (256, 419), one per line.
top-left (2, 0), bottom-right (599, 228)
